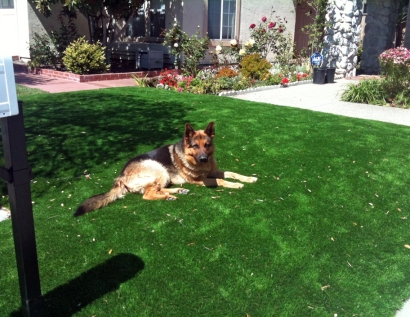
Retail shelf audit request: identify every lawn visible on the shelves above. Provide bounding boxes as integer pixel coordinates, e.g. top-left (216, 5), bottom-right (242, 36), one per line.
top-left (1, 86), bottom-right (410, 316)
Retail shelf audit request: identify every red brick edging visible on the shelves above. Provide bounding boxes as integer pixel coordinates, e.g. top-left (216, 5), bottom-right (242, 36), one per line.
top-left (32, 68), bottom-right (165, 83)
top-left (14, 63), bottom-right (181, 83)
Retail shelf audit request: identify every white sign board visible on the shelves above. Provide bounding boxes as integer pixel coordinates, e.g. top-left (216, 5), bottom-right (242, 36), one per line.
top-left (0, 55), bottom-right (19, 117)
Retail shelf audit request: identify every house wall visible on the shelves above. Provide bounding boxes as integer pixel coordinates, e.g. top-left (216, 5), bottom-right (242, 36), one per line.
top-left (239, 0), bottom-right (296, 47)
top-left (27, 1), bottom-right (89, 50)
top-left (0, 0), bottom-right (30, 58)
top-left (182, 0), bottom-right (207, 37)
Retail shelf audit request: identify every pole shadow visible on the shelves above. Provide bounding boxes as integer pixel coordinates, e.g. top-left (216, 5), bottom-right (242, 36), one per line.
top-left (10, 253), bottom-right (144, 317)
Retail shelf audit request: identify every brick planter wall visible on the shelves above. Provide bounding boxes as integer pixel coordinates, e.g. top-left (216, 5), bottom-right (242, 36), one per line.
top-left (13, 63), bottom-right (181, 83)
top-left (32, 68), bottom-right (165, 83)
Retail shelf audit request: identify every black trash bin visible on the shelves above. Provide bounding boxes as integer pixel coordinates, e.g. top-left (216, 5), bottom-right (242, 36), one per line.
top-left (325, 67), bottom-right (336, 83)
top-left (312, 68), bottom-right (326, 84)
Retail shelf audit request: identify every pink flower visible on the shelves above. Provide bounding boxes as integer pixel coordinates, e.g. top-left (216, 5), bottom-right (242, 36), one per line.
top-left (177, 87), bottom-right (183, 92)
top-left (262, 16), bottom-right (267, 22)
top-left (250, 23), bottom-right (256, 29)
top-left (268, 22), bottom-right (276, 29)
top-left (278, 28), bottom-right (284, 33)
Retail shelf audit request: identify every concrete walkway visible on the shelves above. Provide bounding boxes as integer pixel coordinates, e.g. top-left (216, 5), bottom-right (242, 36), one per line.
top-left (231, 79), bottom-right (410, 127)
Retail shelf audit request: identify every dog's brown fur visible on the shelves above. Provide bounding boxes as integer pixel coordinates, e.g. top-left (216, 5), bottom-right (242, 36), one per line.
top-left (74, 122), bottom-right (257, 217)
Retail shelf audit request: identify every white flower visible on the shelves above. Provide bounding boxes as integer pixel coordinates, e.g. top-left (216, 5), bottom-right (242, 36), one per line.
top-left (245, 39), bottom-right (255, 47)
top-left (174, 43), bottom-right (179, 47)
top-left (230, 39), bottom-right (237, 46)
top-left (239, 49), bottom-right (246, 56)
top-left (215, 45), bottom-right (222, 53)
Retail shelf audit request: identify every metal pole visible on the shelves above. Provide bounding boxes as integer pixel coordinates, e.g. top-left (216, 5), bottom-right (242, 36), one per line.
top-left (0, 101), bottom-right (43, 316)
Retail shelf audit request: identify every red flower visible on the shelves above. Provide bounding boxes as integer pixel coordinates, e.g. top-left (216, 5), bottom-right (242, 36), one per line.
top-left (297, 74), bottom-right (301, 81)
top-left (268, 22), bottom-right (276, 29)
top-left (250, 23), bottom-right (256, 29)
top-left (262, 16), bottom-right (267, 22)
top-left (279, 28), bottom-right (284, 33)
top-left (281, 77), bottom-right (289, 84)
top-left (302, 73), bottom-right (307, 77)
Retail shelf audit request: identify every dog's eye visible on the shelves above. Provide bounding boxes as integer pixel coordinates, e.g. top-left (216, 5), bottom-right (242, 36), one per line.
top-left (191, 144), bottom-right (199, 149)
top-left (204, 143), bottom-right (212, 148)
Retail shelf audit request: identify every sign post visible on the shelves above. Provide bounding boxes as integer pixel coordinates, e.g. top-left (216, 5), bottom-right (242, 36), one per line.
top-left (0, 56), bottom-right (43, 316)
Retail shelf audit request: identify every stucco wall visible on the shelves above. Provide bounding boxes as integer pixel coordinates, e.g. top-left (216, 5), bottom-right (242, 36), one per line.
top-left (182, 0), bottom-right (207, 36)
top-left (27, 1), bottom-right (89, 50)
top-left (239, 0), bottom-right (296, 45)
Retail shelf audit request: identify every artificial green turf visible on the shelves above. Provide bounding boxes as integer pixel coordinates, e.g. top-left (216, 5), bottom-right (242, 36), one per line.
top-left (1, 87), bottom-right (410, 316)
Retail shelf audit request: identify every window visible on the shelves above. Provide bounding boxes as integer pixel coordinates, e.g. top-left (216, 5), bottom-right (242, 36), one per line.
top-left (0, 0), bottom-right (14, 9)
top-left (208, 0), bottom-right (237, 40)
top-left (126, 0), bottom-right (165, 38)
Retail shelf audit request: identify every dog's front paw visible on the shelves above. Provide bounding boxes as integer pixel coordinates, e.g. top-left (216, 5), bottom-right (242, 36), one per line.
top-left (166, 195), bottom-right (178, 201)
top-left (178, 188), bottom-right (190, 195)
top-left (228, 182), bottom-right (244, 189)
top-left (247, 176), bottom-right (258, 183)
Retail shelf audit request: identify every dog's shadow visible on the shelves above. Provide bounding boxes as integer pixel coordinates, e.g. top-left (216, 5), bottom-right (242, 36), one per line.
top-left (10, 253), bottom-right (144, 317)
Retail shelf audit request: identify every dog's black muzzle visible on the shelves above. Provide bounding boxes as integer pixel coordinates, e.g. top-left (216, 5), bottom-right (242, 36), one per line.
top-left (197, 155), bottom-right (208, 163)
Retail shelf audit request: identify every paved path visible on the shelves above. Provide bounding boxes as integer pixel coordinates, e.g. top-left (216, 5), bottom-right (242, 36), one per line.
top-left (14, 72), bottom-right (136, 93)
top-left (231, 79), bottom-right (410, 127)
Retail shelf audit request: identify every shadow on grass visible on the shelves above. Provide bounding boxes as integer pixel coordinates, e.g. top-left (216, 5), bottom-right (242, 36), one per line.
top-left (4, 88), bottom-right (194, 198)
top-left (10, 253), bottom-right (144, 317)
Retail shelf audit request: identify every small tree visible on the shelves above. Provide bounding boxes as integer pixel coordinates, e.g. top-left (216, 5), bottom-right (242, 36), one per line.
top-left (163, 22), bottom-right (210, 77)
top-left (33, 0), bottom-right (144, 49)
top-left (301, 0), bottom-right (329, 55)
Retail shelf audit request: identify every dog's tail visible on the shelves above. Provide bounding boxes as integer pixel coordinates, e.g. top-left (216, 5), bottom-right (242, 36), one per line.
top-left (74, 178), bottom-right (127, 217)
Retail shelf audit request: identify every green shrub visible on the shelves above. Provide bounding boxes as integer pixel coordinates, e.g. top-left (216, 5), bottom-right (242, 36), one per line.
top-left (29, 32), bottom-right (58, 69)
top-left (264, 73), bottom-right (283, 85)
top-left (379, 47), bottom-right (410, 99)
top-left (341, 79), bottom-right (386, 105)
top-left (62, 37), bottom-right (109, 75)
top-left (163, 22), bottom-right (210, 77)
top-left (240, 53), bottom-right (271, 80)
top-left (190, 77), bottom-right (220, 95)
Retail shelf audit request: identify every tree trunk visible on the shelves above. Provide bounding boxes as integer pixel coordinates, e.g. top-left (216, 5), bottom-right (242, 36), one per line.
top-left (404, 4), bottom-right (410, 49)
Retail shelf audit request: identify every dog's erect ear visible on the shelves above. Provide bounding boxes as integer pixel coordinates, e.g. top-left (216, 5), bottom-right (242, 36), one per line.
top-left (184, 122), bottom-right (195, 141)
top-left (204, 122), bottom-right (215, 138)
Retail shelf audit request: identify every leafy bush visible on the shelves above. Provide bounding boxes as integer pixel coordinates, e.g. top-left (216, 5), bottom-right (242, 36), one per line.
top-left (50, 9), bottom-right (80, 60)
top-left (341, 79), bottom-right (386, 105)
top-left (245, 11), bottom-right (288, 59)
top-left (157, 68), bottom-right (179, 89)
top-left (215, 67), bottom-right (238, 79)
top-left (393, 90), bottom-right (410, 108)
top-left (190, 77), bottom-right (220, 95)
top-left (28, 32), bottom-right (58, 69)
top-left (212, 40), bottom-right (243, 65)
top-left (163, 22), bottom-right (210, 76)
top-left (62, 37), bottom-right (109, 75)
top-left (379, 47), bottom-right (410, 98)
top-left (240, 53), bottom-right (271, 80)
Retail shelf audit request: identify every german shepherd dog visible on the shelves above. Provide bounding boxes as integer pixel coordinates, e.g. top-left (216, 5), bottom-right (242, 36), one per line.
top-left (74, 122), bottom-right (257, 217)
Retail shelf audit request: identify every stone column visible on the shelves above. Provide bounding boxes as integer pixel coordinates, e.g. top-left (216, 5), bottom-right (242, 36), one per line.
top-left (323, 0), bottom-right (363, 78)
top-left (361, 0), bottom-right (399, 74)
